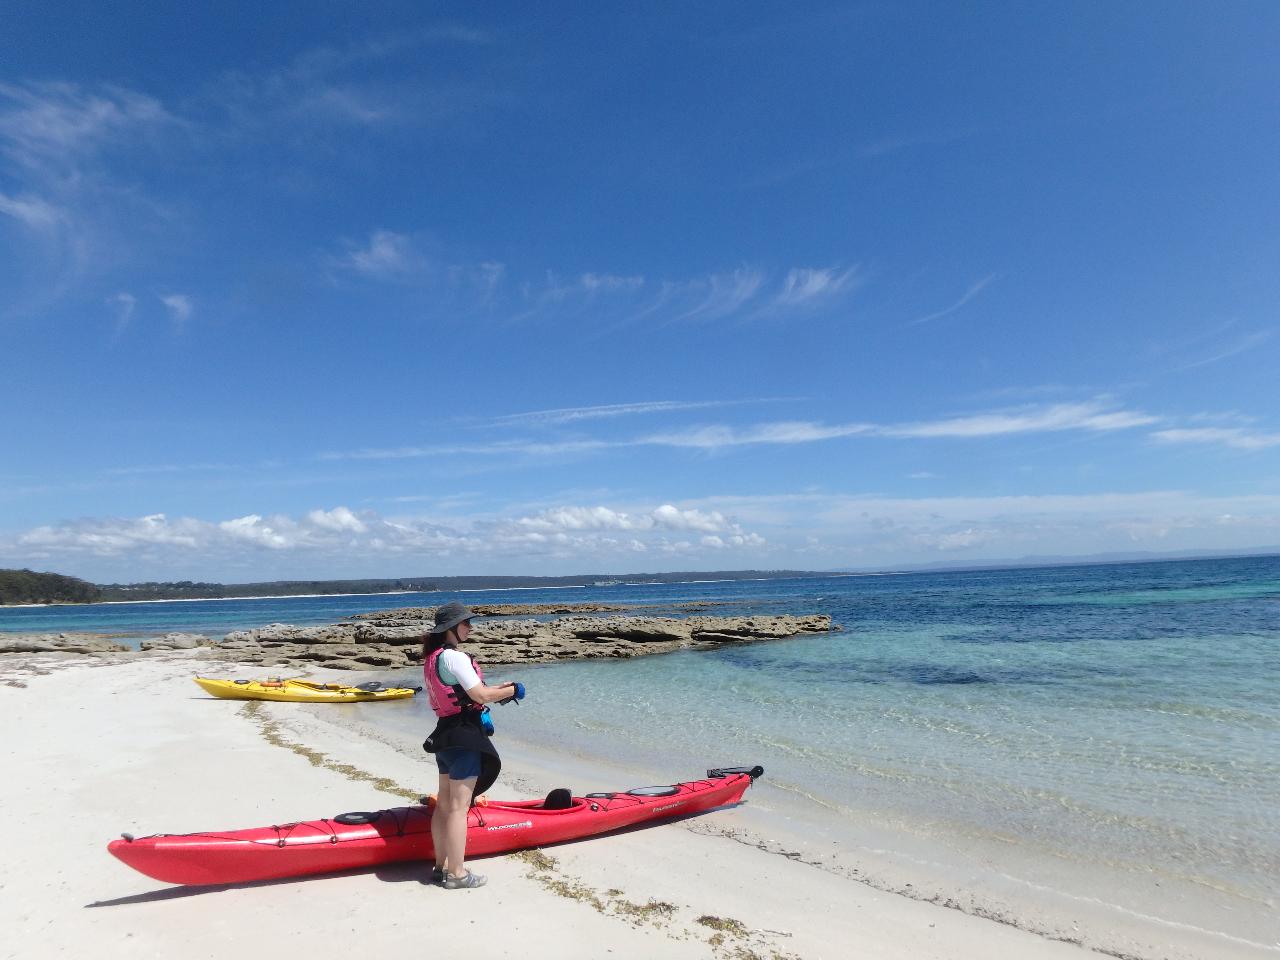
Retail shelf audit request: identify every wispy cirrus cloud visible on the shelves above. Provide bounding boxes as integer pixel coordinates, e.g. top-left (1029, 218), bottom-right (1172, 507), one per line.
top-left (320, 437), bottom-right (616, 462)
top-left (643, 421), bottom-right (875, 449)
top-left (1150, 427), bottom-right (1280, 451)
top-left (0, 82), bottom-right (182, 309)
top-left (0, 81), bottom-right (178, 176)
top-left (670, 267), bottom-right (766, 322)
top-left (643, 401), bottom-right (1157, 450)
top-left (332, 230), bottom-right (510, 294)
top-left (652, 263), bottom-right (860, 323)
top-left (160, 293), bottom-right (193, 328)
top-left (491, 398), bottom-right (793, 427)
top-left (1164, 328), bottom-right (1272, 373)
top-left (283, 28), bottom-right (491, 86)
top-left (520, 264), bottom-right (849, 326)
top-left (210, 27), bottom-right (496, 130)
top-left (908, 273), bottom-right (997, 326)
top-left (578, 272), bottom-right (645, 293)
top-left (338, 249), bottom-right (862, 328)
top-left (882, 400), bottom-right (1157, 438)
top-left (107, 291), bottom-right (136, 333)
top-left (293, 86), bottom-right (396, 124)
top-left (337, 229), bottom-right (422, 277)
top-left (736, 121), bottom-right (977, 189)
top-left (103, 461), bottom-right (238, 477)
top-left (0, 191), bottom-right (62, 231)
top-left (858, 127), bottom-right (977, 159)
top-left (772, 265), bottom-right (862, 309)
top-left (320, 400), bottom-right (1160, 462)
top-left (516, 271), bottom-right (646, 311)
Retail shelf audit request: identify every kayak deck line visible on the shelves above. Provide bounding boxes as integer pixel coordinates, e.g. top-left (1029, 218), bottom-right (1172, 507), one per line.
top-left (108, 767), bottom-right (763, 886)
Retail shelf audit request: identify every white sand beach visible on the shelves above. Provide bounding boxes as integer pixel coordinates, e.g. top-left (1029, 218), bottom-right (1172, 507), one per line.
top-left (0, 652), bottom-right (1270, 960)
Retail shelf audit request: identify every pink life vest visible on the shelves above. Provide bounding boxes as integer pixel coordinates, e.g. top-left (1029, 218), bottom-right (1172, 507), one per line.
top-left (425, 647), bottom-right (485, 718)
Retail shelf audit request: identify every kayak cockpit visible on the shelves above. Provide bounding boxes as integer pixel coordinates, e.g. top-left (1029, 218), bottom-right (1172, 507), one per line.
top-left (541, 788), bottom-right (574, 810)
top-left (488, 791), bottom-right (588, 813)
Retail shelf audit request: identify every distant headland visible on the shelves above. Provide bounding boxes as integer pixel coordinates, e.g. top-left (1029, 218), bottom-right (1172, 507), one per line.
top-left (0, 568), bottom-right (837, 607)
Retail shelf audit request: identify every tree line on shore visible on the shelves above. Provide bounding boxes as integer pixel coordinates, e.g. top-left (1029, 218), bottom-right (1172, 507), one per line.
top-left (0, 569), bottom-right (102, 605)
top-left (2, 568), bottom-right (829, 605)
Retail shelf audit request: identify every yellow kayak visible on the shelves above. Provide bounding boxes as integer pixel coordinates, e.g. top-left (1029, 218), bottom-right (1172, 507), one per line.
top-left (193, 677), bottom-right (417, 703)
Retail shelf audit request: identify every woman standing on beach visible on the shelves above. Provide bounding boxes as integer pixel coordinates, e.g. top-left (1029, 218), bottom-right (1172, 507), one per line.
top-left (422, 601), bottom-right (522, 890)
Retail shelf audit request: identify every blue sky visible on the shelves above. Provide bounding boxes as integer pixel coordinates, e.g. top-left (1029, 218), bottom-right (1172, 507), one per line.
top-left (2, 2), bottom-right (1279, 581)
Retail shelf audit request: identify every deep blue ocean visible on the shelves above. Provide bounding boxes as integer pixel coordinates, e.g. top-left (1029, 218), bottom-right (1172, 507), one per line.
top-left (5, 556), bottom-right (1278, 937)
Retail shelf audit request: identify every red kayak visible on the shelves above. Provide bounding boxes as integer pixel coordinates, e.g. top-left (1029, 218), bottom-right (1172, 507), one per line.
top-left (108, 766), bottom-right (762, 886)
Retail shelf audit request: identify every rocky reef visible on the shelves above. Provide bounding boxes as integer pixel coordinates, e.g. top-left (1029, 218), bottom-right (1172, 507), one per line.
top-left (206, 611), bottom-right (834, 670)
top-left (0, 634), bottom-right (134, 655)
top-left (1, 604), bottom-right (835, 671)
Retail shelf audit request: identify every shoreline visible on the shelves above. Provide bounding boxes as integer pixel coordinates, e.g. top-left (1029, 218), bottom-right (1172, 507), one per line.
top-left (4, 651), bottom-right (1273, 959)
top-left (0, 573), bottom-right (838, 610)
top-left (339, 679), bottom-right (1279, 960)
top-left (0, 652), bottom-right (1109, 960)
top-left (1, 589), bottom-right (426, 609)
top-left (324, 650), bottom-right (1280, 960)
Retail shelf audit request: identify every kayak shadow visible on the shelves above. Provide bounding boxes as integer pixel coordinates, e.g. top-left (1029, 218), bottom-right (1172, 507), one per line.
top-left (87, 799), bottom-right (746, 906)
top-left (86, 861), bottom-right (432, 907)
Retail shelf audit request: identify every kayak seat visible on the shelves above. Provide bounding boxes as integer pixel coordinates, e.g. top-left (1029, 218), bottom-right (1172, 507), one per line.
top-left (542, 788), bottom-right (574, 810)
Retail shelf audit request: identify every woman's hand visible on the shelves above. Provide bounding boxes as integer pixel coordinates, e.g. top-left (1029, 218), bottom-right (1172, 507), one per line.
top-left (465, 680), bottom-right (523, 705)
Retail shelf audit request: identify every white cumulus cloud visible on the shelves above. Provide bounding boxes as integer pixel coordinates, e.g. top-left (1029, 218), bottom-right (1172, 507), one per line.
top-left (2, 502), bottom-right (768, 580)
top-left (306, 506), bottom-right (368, 533)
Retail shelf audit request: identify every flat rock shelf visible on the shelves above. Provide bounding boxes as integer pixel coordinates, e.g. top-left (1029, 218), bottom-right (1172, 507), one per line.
top-left (1, 604), bottom-right (835, 671)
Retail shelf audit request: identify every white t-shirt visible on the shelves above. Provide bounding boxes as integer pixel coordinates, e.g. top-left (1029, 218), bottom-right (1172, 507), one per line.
top-left (437, 648), bottom-right (481, 691)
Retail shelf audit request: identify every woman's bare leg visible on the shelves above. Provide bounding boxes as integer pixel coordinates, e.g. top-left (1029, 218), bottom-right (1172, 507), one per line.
top-left (438, 774), bottom-right (477, 879)
top-left (430, 772), bottom-right (450, 874)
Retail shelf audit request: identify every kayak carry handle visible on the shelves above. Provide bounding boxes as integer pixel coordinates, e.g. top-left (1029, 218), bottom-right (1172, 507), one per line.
top-left (120, 833), bottom-right (135, 842)
top-left (707, 766), bottom-right (764, 780)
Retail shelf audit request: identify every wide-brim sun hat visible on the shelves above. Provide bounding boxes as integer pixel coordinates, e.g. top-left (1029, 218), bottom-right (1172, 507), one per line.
top-left (430, 601), bottom-right (475, 634)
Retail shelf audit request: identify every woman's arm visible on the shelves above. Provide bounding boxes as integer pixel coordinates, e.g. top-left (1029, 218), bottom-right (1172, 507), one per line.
top-left (463, 680), bottom-right (518, 705)
top-left (440, 650), bottom-right (516, 705)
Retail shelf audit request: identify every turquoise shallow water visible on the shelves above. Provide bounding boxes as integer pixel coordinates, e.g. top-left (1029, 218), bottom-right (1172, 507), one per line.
top-left (5, 556), bottom-right (1279, 930)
